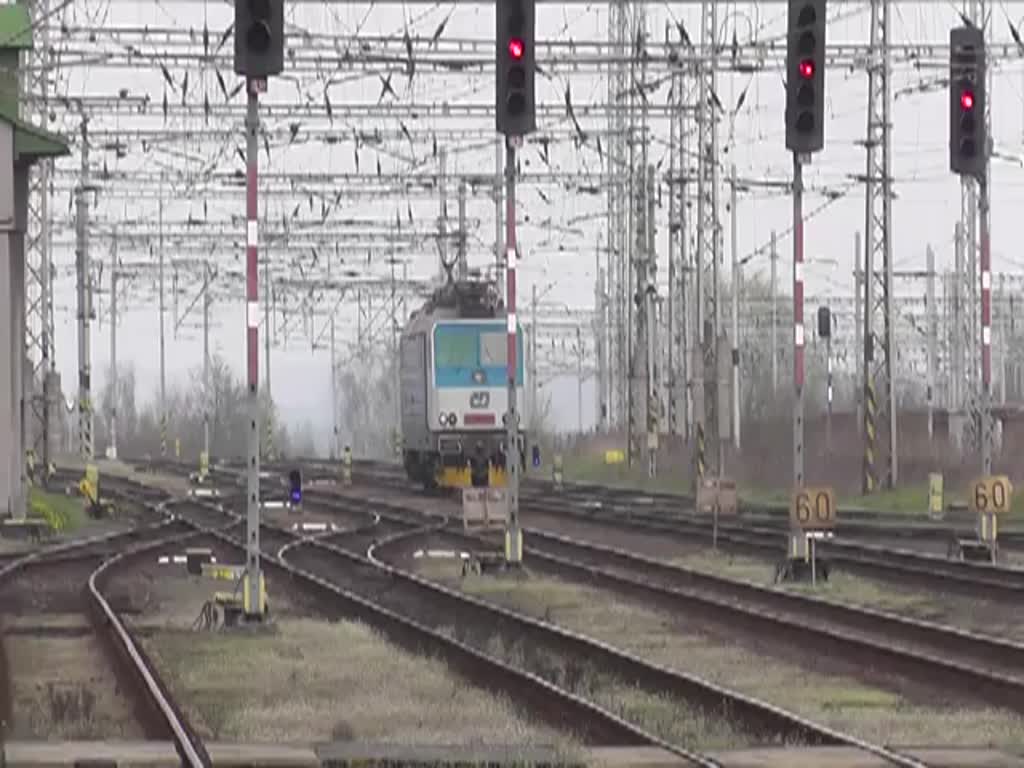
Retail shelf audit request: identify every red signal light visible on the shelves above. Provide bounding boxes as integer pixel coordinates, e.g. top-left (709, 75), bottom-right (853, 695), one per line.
top-left (508, 37), bottom-right (524, 60)
top-left (799, 59), bottom-right (815, 79)
top-left (960, 90), bottom-right (974, 110)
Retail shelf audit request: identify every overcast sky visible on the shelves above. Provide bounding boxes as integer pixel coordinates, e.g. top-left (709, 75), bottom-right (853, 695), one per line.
top-left (38, 1), bottom-right (1024, 447)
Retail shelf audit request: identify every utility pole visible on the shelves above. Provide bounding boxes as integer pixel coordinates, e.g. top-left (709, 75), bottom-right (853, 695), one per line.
top-left (264, 258), bottom-right (273, 461)
top-left (926, 246), bottom-right (936, 443)
top-left (679, 84), bottom-right (691, 446)
top-left (770, 230), bottom-right (778, 397)
top-left (504, 135), bottom-right (522, 565)
top-left (792, 154), bottom-right (805, 490)
top-left (244, 75), bottom-right (264, 620)
top-left (953, 221), bottom-right (964, 417)
top-left (531, 284), bottom-right (538, 431)
top-left (457, 178), bottom-right (468, 281)
top-left (999, 273), bottom-right (1007, 405)
top-left (391, 237), bottom-right (400, 450)
top-left (108, 239), bottom-right (117, 460)
top-left (667, 61), bottom-right (678, 441)
top-left (730, 164), bottom-right (740, 452)
top-left (980, 178), bottom-right (992, 476)
top-left (595, 244), bottom-right (607, 430)
top-left (202, 260), bottom-right (211, 461)
top-left (328, 253), bottom-right (338, 460)
top-left (158, 171), bottom-right (166, 458)
top-left (576, 325), bottom-right (583, 434)
top-left (438, 146), bottom-right (448, 280)
top-left (76, 116), bottom-right (93, 462)
top-left (645, 164), bottom-right (657, 478)
top-left (494, 139), bottom-right (504, 282)
top-left (854, 233), bottom-right (862, 434)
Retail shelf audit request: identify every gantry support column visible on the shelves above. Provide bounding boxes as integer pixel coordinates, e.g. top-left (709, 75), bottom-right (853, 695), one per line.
top-left (694, 0), bottom-right (720, 483)
top-left (861, 0), bottom-right (896, 492)
top-left (75, 117), bottom-right (93, 463)
top-left (23, 0), bottom-right (55, 474)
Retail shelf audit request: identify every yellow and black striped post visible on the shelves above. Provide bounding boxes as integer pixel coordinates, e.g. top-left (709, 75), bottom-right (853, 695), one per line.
top-left (80, 397), bottom-right (93, 460)
top-left (264, 412), bottom-right (275, 461)
top-left (696, 423), bottom-right (704, 483)
top-left (863, 382), bottom-right (876, 494)
top-left (159, 414), bottom-right (167, 457)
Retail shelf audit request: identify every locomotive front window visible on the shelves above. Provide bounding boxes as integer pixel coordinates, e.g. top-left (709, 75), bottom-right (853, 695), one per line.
top-left (435, 330), bottom-right (477, 368)
top-left (480, 332), bottom-right (506, 366)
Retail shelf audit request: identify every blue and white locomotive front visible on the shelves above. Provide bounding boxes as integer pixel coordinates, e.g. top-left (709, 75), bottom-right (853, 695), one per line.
top-left (428, 319), bottom-right (527, 486)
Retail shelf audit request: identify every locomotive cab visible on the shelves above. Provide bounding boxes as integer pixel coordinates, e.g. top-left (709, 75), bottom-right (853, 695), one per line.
top-left (399, 280), bottom-right (528, 491)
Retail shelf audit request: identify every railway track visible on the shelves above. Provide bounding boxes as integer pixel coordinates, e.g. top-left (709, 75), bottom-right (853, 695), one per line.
top-left (274, 490), bottom-right (931, 767)
top-left (516, 492), bottom-right (1024, 600)
top-left (56, 462), bottom-right (1010, 765)
top-left (79, 475), bottom-right (720, 761)
top-left (98, 460), bottom-right (1024, 600)
top-left (304, 490), bottom-right (1024, 713)
top-left (0, 485), bottom-right (211, 767)
top-left (177, 501), bottom-right (708, 763)
top-left (307, 457), bottom-right (1024, 550)
top-left (292, 462), bottom-right (1024, 599)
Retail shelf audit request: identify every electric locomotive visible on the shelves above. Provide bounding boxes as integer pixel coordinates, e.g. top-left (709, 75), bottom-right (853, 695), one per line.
top-left (399, 279), bottom-right (527, 489)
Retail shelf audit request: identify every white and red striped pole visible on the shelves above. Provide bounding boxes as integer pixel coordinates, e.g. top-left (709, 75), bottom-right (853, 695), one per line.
top-left (504, 135), bottom-right (522, 564)
top-left (792, 154), bottom-right (805, 490)
top-left (245, 77), bottom-right (265, 616)
top-left (980, 177), bottom-right (992, 475)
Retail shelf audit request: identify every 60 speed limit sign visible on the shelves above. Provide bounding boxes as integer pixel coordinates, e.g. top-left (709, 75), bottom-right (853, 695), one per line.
top-left (790, 487), bottom-right (837, 530)
top-left (969, 476), bottom-right (1014, 515)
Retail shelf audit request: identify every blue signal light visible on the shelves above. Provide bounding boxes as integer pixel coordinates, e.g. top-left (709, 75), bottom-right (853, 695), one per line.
top-left (291, 489), bottom-right (301, 503)
top-left (531, 445), bottom-right (541, 468)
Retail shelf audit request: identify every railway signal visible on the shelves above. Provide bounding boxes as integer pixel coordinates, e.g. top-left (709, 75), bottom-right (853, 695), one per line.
top-left (496, 0), bottom-right (536, 136)
top-left (289, 468), bottom-right (302, 505)
top-left (949, 25), bottom-right (985, 178)
top-left (785, 0), bottom-right (826, 154)
top-left (234, 0), bottom-right (285, 79)
top-left (235, 0), bottom-right (286, 622)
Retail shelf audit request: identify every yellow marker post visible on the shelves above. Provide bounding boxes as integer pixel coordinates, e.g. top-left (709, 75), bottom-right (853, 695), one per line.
top-left (552, 454), bottom-right (563, 491)
top-left (604, 449), bottom-right (625, 465)
top-left (199, 451), bottom-right (210, 482)
top-left (928, 473), bottom-right (944, 519)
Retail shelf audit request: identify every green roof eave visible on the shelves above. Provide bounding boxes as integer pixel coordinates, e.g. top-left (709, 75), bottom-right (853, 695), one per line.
top-left (0, 103), bottom-right (69, 161)
top-left (0, 5), bottom-right (33, 50)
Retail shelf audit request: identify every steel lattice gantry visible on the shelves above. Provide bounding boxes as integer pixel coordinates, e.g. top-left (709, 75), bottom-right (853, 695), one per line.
top-left (692, 0), bottom-right (721, 484)
top-left (861, 0), bottom-right (896, 492)
top-left (23, 0), bottom-right (59, 469)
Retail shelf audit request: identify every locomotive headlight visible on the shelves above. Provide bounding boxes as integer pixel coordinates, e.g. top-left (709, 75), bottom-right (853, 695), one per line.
top-left (447, 413), bottom-right (458, 427)
top-left (438, 412), bottom-right (448, 427)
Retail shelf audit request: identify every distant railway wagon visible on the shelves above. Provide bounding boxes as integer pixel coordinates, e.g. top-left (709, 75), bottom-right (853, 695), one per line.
top-left (399, 280), bottom-right (527, 489)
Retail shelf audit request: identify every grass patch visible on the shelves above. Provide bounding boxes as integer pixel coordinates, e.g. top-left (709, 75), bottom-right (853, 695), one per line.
top-left (673, 550), bottom-right (942, 618)
top-left (144, 617), bottom-right (575, 752)
top-left (554, 453), bottom-right (693, 496)
top-left (415, 558), bottom-right (1024, 749)
top-left (28, 488), bottom-right (87, 533)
